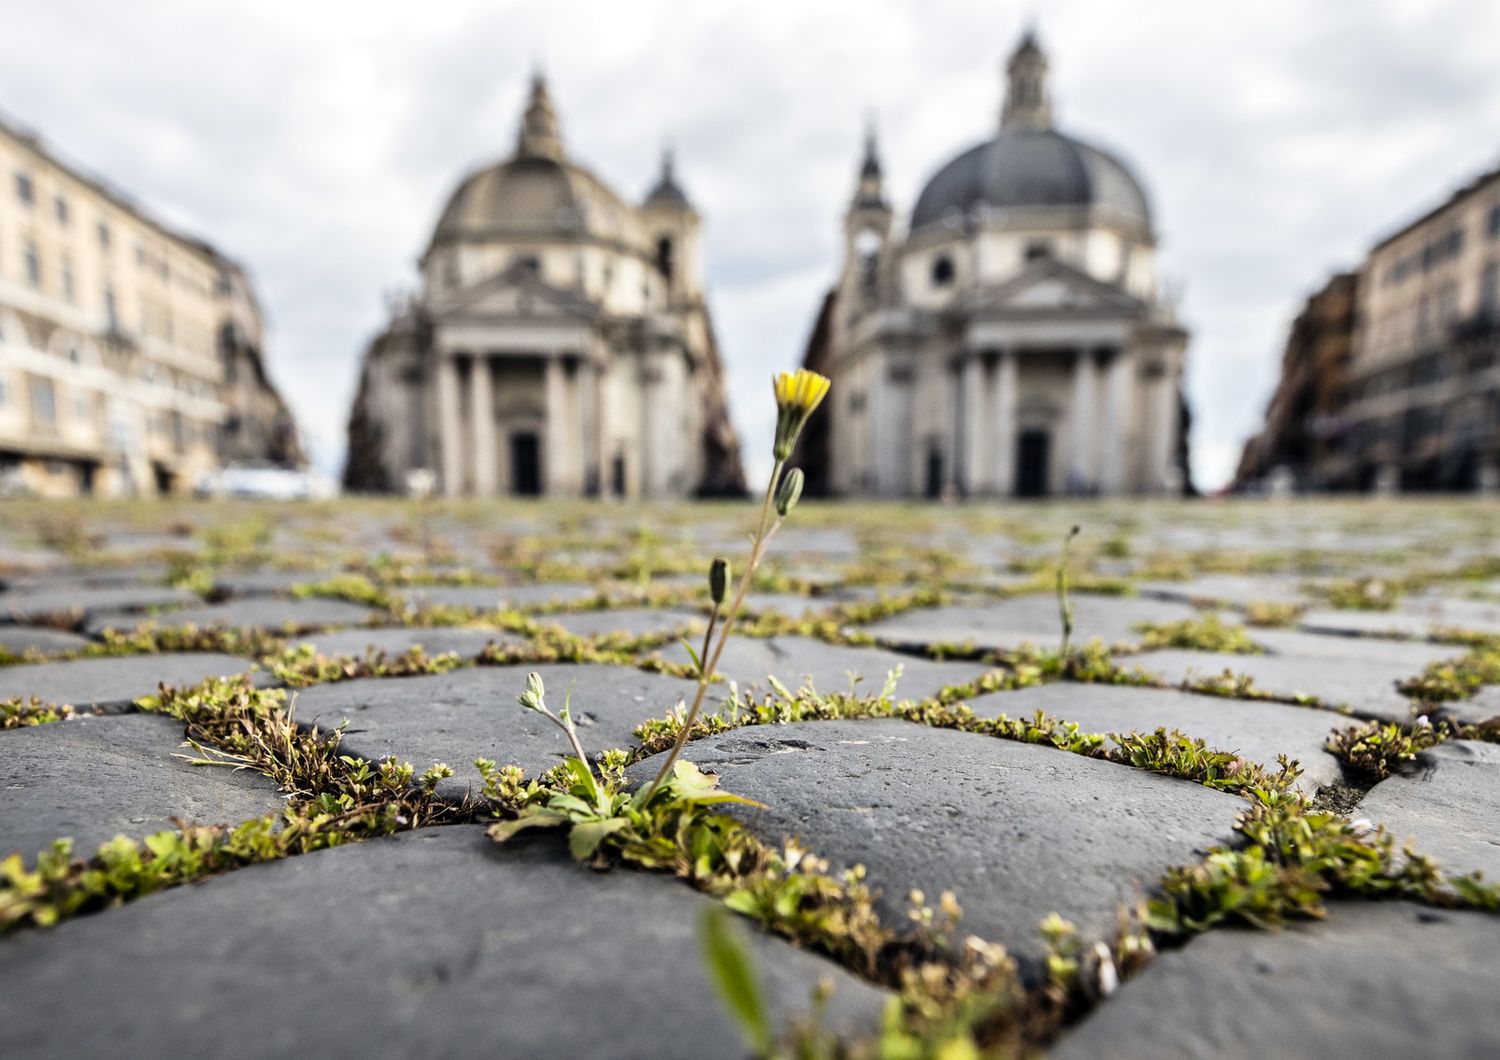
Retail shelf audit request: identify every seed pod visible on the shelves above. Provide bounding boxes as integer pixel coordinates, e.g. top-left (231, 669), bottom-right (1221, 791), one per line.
top-left (709, 556), bottom-right (730, 606)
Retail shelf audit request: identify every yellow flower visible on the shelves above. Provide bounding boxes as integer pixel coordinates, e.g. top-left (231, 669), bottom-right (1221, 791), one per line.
top-left (771, 369), bottom-right (831, 460)
top-left (773, 369), bottom-right (831, 416)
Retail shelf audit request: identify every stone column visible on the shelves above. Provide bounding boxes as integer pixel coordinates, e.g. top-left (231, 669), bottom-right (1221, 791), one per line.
top-left (470, 354), bottom-right (496, 497)
top-left (1069, 349), bottom-right (1097, 492)
top-left (544, 355), bottom-right (566, 495)
top-left (1098, 350), bottom-right (1128, 495)
top-left (1149, 367), bottom-right (1179, 495)
top-left (993, 350), bottom-right (1018, 495)
top-left (962, 353), bottom-right (985, 495)
top-left (436, 353), bottom-right (462, 496)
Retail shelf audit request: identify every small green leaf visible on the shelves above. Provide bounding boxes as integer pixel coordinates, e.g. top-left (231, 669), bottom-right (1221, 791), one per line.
top-left (699, 906), bottom-right (773, 1055)
top-left (568, 817), bottom-right (630, 860)
top-left (486, 808), bottom-right (571, 843)
top-left (679, 637), bottom-right (703, 673)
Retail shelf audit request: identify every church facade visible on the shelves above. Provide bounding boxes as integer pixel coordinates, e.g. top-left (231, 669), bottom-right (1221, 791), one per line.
top-left (798, 34), bottom-right (1191, 498)
top-left (344, 76), bottom-right (744, 498)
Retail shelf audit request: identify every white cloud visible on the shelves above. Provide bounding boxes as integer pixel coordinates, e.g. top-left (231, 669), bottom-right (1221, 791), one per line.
top-left (4, 0), bottom-right (1498, 488)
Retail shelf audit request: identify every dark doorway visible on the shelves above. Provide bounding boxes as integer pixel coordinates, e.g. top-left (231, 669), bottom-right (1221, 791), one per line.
top-left (1016, 429), bottom-right (1050, 498)
top-left (611, 452), bottom-right (627, 497)
top-left (510, 433), bottom-right (541, 496)
top-left (924, 445), bottom-right (944, 499)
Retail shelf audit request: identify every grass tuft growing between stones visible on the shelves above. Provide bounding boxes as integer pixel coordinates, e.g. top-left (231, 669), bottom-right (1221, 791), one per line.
top-left (1324, 717), bottom-right (1450, 780)
top-left (0, 675), bottom-right (464, 934)
top-left (1, 696), bottom-right (83, 729)
top-left (1133, 613), bottom-right (1262, 654)
top-left (1149, 786), bottom-right (1500, 939)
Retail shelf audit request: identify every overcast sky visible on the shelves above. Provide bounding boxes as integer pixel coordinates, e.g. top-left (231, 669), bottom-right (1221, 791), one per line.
top-left (4, 0), bottom-right (1499, 490)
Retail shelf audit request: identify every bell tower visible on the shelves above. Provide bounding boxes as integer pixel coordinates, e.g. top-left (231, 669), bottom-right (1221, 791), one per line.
top-left (840, 118), bottom-right (894, 311)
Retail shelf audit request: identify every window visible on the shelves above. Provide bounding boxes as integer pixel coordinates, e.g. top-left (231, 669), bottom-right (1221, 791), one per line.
top-left (98, 221), bottom-right (111, 249)
top-left (29, 377), bottom-right (56, 427)
top-left (61, 257), bottom-right (75, 302)
top-left (931, 255), bottom-right (954, 286)
top-left (54, 196), bottom-right (69, 226)
top-left (23, 240), bottom-right (40, 287)
top-left (73, 395), bottom-right (91, 422)
top-left (1489, 204), bottom-right (1500, 240)
top-left (14, 172), bottom-right (33, 206)
top-left (1482, 261), bottom-right (1499, 316)
top-left (1025, 240), bottom-right (1052, 261)
top-left (0, 375), bottom-right (7, 407)
top-left (518, 255), bottom-right (540, 274)
top-left (655, 236), bottom-right (675, 283)
top-left (104, 285), bottom-right (119, 331)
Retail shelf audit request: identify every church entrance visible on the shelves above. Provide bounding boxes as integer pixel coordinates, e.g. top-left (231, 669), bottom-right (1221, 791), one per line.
top-left (1016, 429), bottom-right (1050, 498)
top-left (509, 433), bottom-right (541, 496)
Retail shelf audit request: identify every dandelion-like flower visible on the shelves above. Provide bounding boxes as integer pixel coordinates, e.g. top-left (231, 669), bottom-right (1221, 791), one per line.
top-left (772, 369), bottom-right (831, 460)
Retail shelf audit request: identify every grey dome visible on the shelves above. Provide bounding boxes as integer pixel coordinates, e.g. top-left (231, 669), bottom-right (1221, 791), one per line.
top-left (910, 127), bottom-right (1151, 232)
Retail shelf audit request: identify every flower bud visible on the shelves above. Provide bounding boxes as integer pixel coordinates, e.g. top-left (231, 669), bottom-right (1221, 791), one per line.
top-left (708, 556), bottom-right (730, 606)
top-left (517, 671), bottom-right (546, 712)
top-left (775, 467), bottom-right (804, 517)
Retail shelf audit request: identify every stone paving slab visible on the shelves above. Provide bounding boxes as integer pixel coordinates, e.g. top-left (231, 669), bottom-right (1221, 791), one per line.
top-left (398, 583), bottom-right (599, 611)
top-left (1127, 648), bottom-right (1423, 722)
top-left (631, 719), bottom-right (1243, 978)
top-left (0, 625), bottom-right (93, 657)
top-left (859, 594), bottom-right (1200, 651)
top-left (1300, 596), bottom-right (1500, 638)
top-left (1357, 741), bottom-right (1500, 881)
top-left (292, 665), bottom-right (698, 799)
top-left (290, 626), bottom-right (522, 659)
top-left (664, 635), bottom-right (994, 701)
top-left (1251, 628), bottom-right (1458, 667)
top-left (1444, 685), bottom-right (1500, 725)
top-left (1137, 574), bottom-right (1315, 609)
top-left (0, 713), bottom-right (286, 860)
top-left (968, 683), bottom-right (1343, 793)
top-left (213, 569), bottom-right (334, 597)
top-left (540, 607), bottom-right (706, 640)
top-left (0, 653), bottom-right (261, 712)
top-left (84, 596), bottom-right (376, 636)
top-left (0, 826), bottom-right (887, 1059)
top-left (0, 585), bottom-right (199, 625)
top-left (1052, 902), bottom-right (1500, 1059)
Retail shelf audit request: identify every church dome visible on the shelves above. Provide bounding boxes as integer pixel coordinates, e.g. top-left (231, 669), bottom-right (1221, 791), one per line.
top-left (910, 127), bottom-right (1151, 232)
top-left (428, 76), bottom-right (646, 251)
top-left (908, 32), bottom-right (1152, 235)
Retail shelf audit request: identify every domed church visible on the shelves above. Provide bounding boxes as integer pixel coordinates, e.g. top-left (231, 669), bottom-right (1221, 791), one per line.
top-left (344, 75), bottom-right (745, 498)
top-left (797, 33), bottom-right (1191, 498)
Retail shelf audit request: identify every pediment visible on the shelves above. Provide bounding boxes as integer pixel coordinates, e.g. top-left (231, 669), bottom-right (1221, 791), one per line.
top-left (968, 258), bottom-right (1144, 316)
top-left (432, 262), bottom-right (597, 322)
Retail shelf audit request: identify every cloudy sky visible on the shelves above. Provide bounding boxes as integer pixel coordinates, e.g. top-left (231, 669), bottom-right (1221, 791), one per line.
top-left (4, 0), bottom-right (1499, 489)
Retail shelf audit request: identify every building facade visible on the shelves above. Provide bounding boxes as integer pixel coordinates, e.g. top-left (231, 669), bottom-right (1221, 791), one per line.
top-left (1233, 273), bottom-right (1357, 491)
top-left (0, 113), bottom-right (301, 498)
top-left (344, 76), bottom-right (744, 499)
top-left (798, 33), bottom-right (1190, 499)
top-left (1237, 164), bottom-right (1500, 493)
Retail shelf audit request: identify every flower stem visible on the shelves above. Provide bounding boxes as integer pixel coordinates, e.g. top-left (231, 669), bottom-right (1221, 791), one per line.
top-left (648, 459), bottom-right (784, 793)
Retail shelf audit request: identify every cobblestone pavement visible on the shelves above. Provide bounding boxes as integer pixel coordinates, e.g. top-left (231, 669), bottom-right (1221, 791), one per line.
top-left (2, 498), bottom-right (1499, 1057)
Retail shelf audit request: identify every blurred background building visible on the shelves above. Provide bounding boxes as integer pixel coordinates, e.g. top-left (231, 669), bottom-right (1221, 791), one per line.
top-left (797, 33), bottom-right (1191, 499)
top-left (1236, 164), bottom-right (1500, 493)
top-left (343, 75), bottom-right (744, 499)
top-left (0, 112), bottom-right (302, 498)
